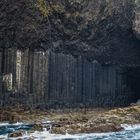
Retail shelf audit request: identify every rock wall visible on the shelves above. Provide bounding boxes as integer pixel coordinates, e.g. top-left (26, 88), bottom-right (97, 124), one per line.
top-left (134, 1), bottom-right (140, 38)
top-left (0, 0), bottom-right (140, 65)
top-left (0, 50), bottom-right (2, 105)
top-left (0, 48), bottom-right (136, 108)
top-left (0, 1), bottom-right (140, 108)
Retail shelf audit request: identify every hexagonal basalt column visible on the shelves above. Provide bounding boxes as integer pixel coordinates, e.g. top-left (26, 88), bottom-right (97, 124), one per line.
top-left (133, 1), bottom-right (140, 38)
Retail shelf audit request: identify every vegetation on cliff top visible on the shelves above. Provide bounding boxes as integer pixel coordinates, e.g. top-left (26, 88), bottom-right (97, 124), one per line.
top-left (36, 0), bottom-right (64, 17)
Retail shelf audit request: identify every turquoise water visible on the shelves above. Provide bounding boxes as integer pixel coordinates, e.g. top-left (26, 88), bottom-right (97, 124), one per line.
top-left (0, 123), bottom-right (140, 139)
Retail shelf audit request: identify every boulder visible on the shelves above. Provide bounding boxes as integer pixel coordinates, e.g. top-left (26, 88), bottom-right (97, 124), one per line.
top-left (8, 131), bottom-right (23, 138)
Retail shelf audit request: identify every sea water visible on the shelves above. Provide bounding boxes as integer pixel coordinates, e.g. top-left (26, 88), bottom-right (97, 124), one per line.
top-left (0, 123), bottom-right (140, 140)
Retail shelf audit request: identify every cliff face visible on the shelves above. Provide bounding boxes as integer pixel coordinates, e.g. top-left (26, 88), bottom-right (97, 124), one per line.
top-left (133, 0), bottom-right (140, 39)
top-left (0, 48), bottom-right (138, 107)
top-left (0, 0), bottom-right (140, 65)
top-left (1, 0), bottom-right (140, 107)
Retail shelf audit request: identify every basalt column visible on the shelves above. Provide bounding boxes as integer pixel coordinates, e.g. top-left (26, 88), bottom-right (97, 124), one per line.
top-left (0, 48), bottom-right (17, 105)
top-left (32, 51), bottom-right (49, 107)
top-left (0, 48), bottom-right (138, 108)
top-left (0, 49), bottom-right (2, 104)
top-left (15, 49), bottom-right (50, 107)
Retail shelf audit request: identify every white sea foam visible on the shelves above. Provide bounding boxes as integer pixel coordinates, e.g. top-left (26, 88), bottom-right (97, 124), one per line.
top-left (2, 130), bottom-right (113, 140)
top-left (121, 124), bottom-right (140, 130)
top-left (0, 122), bottom-right (28, 126)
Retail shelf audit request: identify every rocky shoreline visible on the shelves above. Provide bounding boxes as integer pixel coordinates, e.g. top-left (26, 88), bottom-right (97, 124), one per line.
top-left (49, 105), bottom-right (140, 134)
top-left (0, 104), bottom-right (140, 137)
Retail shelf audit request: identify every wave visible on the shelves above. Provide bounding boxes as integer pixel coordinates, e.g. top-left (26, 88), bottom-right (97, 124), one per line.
top-left (121, 124), bottom-right (140, 130)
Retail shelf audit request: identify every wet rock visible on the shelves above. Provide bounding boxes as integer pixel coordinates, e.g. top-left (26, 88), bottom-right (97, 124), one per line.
top-left (1, 106), bottom-right (140, 135)
top-left (32, 122), bottom-right (44, 131)
top-left (89, 123), bottom-right (124, 133)
top-left (52, 127), bottom-right (66, 134)
top-left (8, 131), bottom-right (23, 138)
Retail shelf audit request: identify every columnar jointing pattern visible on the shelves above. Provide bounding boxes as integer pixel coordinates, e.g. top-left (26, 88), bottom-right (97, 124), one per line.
top-left (134, 4), bottom-right (140, 38)
top-left (0, 48), bottom-right (135, 108)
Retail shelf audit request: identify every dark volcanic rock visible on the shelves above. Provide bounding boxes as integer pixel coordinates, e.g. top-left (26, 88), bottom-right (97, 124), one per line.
top-left (8, 131), bottom-right (23, 138)
top-left (0, 0), bottom-right (140, 65)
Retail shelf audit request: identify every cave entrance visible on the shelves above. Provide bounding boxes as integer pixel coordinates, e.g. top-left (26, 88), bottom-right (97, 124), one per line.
top-left (126, 67), bottom-right (140, 103)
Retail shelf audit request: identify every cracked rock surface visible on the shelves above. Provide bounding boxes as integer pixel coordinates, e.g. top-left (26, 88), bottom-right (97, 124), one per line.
top-left (0, 0), bottom-right (140, 65)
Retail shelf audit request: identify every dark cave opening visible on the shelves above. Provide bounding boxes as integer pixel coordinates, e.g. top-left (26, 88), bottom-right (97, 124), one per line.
top-left (126, 67), bottom-right (140, 103)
